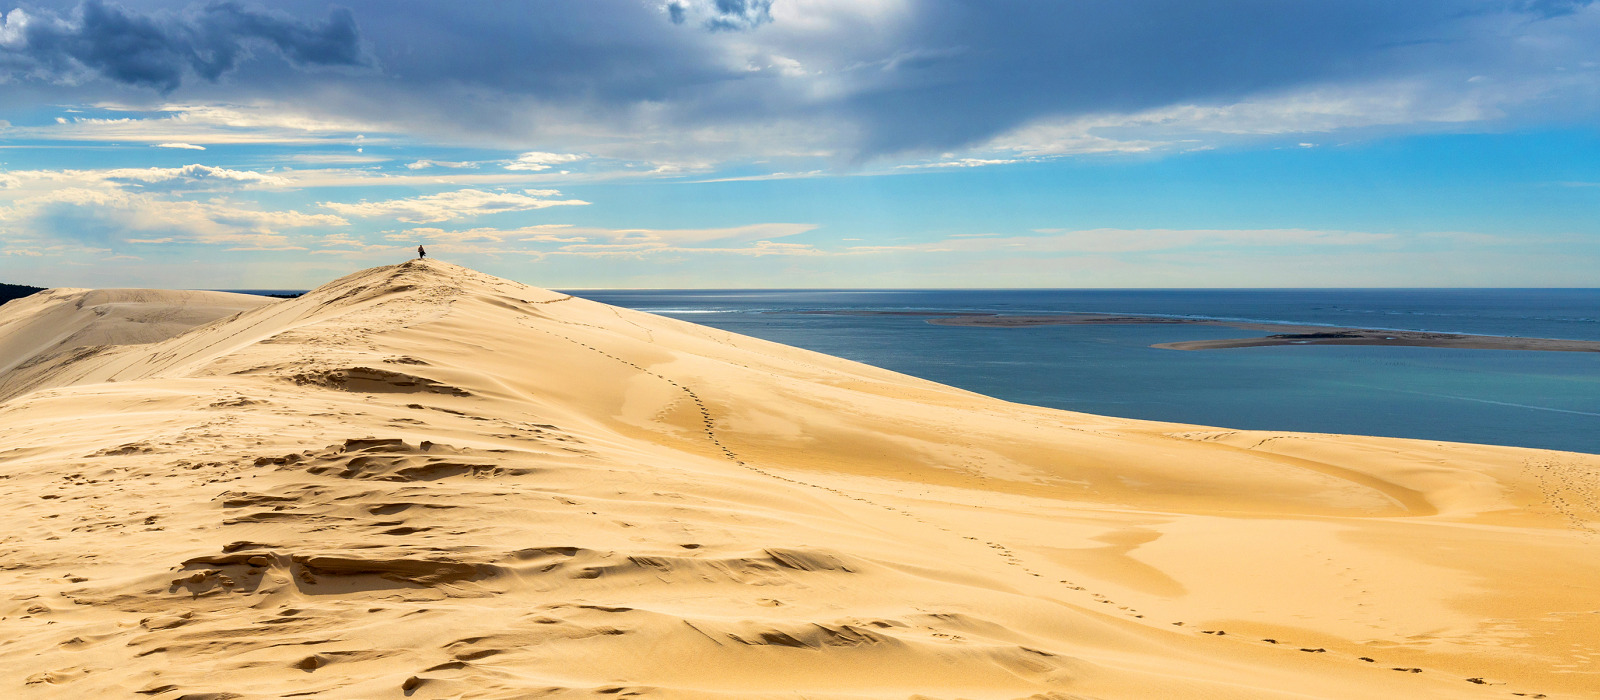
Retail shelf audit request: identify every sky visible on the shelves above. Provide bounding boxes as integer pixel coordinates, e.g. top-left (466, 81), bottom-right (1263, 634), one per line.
top-left (2, 0), bottom-right (1600, 289)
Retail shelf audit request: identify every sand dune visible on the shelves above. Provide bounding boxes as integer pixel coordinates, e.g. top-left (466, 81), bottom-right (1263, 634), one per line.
top-left (0, 288), bottom-right (271, 399)
top-left (2, 260), bottom-right (1596, 699)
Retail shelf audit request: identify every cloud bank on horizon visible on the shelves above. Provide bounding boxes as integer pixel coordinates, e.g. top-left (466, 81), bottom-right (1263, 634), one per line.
top-left (1, 0), bottom-right (1599, 288)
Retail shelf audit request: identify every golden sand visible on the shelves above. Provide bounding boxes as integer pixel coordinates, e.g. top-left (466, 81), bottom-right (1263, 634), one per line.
top-left (2, 260), bottom-right (1596, 699)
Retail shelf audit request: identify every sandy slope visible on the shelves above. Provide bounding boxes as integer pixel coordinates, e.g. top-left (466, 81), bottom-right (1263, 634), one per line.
top-left (1, 260), bottom-right (1596, 700)
top-left (0, 288), bottom-right (272, 397)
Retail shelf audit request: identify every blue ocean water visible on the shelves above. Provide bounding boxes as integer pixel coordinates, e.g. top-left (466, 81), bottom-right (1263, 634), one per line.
top-left (570, 289), bottom-right (1600, 455)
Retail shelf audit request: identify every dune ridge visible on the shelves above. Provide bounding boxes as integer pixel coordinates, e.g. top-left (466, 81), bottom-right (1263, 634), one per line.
top-left (0, 288), bottom-right (272, 394)
top-left (1, 260), bottom-right (1597, 699)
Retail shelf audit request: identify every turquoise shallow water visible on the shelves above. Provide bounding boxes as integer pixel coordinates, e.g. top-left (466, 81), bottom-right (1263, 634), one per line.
top-left (568, 289), bottom-right (1600, 455)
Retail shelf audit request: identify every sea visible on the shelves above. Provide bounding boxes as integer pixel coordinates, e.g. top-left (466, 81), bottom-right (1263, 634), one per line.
top-left (565, 289), bottom-right (1600, 455)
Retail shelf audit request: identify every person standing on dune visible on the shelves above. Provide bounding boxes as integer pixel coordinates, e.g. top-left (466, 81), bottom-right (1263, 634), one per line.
top-left (417, 245), bottom-right (426, 259)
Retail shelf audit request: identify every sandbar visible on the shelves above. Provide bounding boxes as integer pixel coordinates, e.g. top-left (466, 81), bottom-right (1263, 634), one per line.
top-left (914, 312), bottom-right (1600, 352)
top-left (2, 263), bottom-right (1596, 699)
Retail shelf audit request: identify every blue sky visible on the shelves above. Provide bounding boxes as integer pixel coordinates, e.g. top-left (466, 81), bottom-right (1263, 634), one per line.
top-left (2, 0), bottom-right (1599, 288)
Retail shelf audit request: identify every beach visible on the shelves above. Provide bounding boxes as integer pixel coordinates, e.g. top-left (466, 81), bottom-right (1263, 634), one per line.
top-left (2, 260), bottom-right (1598, 699)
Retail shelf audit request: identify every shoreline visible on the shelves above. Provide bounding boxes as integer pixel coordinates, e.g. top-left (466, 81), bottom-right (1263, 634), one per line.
top-left (5, 262), bottom-right (1599, 699)
top-left (896, 312), bottom-right (1600, 352)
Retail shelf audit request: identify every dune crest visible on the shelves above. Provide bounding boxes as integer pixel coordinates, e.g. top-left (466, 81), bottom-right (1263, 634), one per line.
top-left (2, 260), bottom-right (1597, 699)
top-left (0, 288), bottom-right (272, 395)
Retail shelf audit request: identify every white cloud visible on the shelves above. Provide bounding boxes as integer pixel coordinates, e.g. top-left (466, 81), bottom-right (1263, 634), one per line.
top-left (577, 222), bottom-right (817, 245)
top-left (11, 104), bottom-right (384, 146)
top-left (406, 159), bottom-right (480, 170)
top-left (385, 225), bottom-right (586, 244)
top-left (0, 165), bottom-right (288, 192)
top-left (896, 158), bottom-right (1022, 169)
top-left (176, 165), bottom-right (669, 192)
top-left (154, 142), bottom-right (206, 150)
top-left (555, 239), bottom-right (824, 257)
top-left (0, 165), bottom-right (300, 209)
top-left (504, 152), bottom-right (585, 171)
top-left (0, 9), bottom-right (27, 50)
top-left (2, 243), bottom-right (110, 259)
top-left (318, 232), bottom-right (365, 247)
top-left (102, 164), bottom-right (288, 187)
top-left (390, 222), bottom-right (814, 246)
top-left (308, 233), bottom-right (396, 254)
top-left (0, 186), bottom-right (347, 249)
top-left (319, 188), bottom-right (589, 223)
top-left (692, 170), bottom-right (825, 183)
top-left (989, 82), bottom-right (1501, 158)
top-left (369, 221), bottom-right (820, 258)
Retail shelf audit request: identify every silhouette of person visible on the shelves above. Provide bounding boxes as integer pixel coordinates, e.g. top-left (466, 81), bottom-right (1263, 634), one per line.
top-left (417, 245), bottom-right (426, 259)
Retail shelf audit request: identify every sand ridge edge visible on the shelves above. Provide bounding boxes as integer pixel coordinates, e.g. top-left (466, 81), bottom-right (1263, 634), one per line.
top-left (1, 260), bottom-right (1596, 699)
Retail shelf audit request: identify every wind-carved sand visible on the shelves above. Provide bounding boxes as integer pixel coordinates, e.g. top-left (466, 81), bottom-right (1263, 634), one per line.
top-left (1, 260), bottom-right (1597, 699)
top-left (0, 288), bottom-right (271, 383)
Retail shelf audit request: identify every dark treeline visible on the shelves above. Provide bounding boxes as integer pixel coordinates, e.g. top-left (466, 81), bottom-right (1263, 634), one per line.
top-left (0, 283), bottom-right (45, 306)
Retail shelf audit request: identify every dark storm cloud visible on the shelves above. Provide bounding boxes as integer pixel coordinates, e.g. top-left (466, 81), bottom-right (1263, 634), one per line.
top-left (828, 0), bottom-right (1561, 154)
top-left (6, 0), bottom-right (1599, 160)
top-left (0, 0), bottom-right (365, 91)
top-left (338, 0), bottom-right (1600, 158)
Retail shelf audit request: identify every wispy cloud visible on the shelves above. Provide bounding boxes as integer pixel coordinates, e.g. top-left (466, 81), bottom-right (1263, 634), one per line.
top-left (319, 188), bottom-right (589, 223)
top-left (554, 239), bottom-right (822, 257)
top-left (357, 221), bottom-right (822, 259)
top-left (847, 228), bottom-right (1402, 255)
top-left (101, 164), bottom-right (288, 188)
top-left (504, 152), bottom-right (584, 171)
top-left (11, 104), bottom-right (382, 146)
top-left (987, 81), bottom-right (1502, 158)
top-left (406, 159), bottom-right (480, 170)
top-left (0, 186), bottom-right (347, 251)
top-left (580, 222), bottom-right (817, 245)
top-left (0, 164), bottom-right (289, 193)
top-left (384, 225), bottom-right (587, 244)
top-left (392, 222), bottom-right (815, 246)
top-left (896, 158), bottom-right (1023, 170)
top-left (691, 170), bottom-right (825, 183)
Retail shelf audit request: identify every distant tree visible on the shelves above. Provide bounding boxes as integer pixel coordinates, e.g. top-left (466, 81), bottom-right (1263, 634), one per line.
top-left (0, 282), bottom-right (46, 306)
